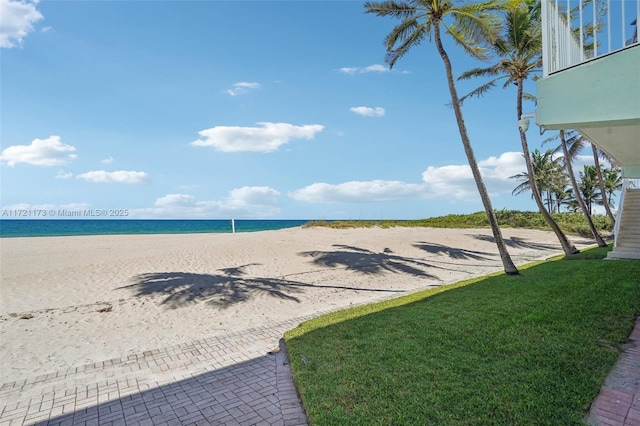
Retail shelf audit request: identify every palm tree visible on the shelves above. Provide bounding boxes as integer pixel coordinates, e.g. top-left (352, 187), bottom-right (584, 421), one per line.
top-left (364, 0), bottom-right (519, 275)
top-left (559, 131), bottom-right (607, 246)
top-left (509, 148), bottom-right (567, 212)
top-left (603, 167), bottom-right (623, 206)
top-left (578, 165), bottom-right (604, 215)
top-left (590, 143), bottom-right (617, 226)
top-left (546, 129), bottom-right (617, 229)
top-left (458, 0), bottom-right (579, 254)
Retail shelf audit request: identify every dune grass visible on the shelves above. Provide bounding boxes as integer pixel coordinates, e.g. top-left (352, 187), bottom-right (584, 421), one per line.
top-left (303, 209), bottom-right (612, 238)
top-left (284, 246), bottom-right (640, 425)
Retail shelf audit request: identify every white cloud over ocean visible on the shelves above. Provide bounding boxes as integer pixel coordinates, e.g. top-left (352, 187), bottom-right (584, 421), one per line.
top-left (0, 136), bottom-right (77, 166)
top-left (131, 187), bottom-right (281, 218)
top-left (191, 122), bottom-right (324, 153)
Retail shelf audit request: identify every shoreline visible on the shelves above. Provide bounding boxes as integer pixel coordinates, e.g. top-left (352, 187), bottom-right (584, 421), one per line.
top-left (0, 226), bottom-right (596, 384)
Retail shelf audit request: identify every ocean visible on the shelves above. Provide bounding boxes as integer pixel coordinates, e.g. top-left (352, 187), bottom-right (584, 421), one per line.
top-left (0, 219), bottom-right (310, 238)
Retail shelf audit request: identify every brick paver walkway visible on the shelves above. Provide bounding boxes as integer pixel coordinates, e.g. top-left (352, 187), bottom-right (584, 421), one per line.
top-left (2, 313), bottom-right (638, 425)
top-left (0, 315), bottom-right (315, 426)
top-left (587, 317), bottom-right (640, 426)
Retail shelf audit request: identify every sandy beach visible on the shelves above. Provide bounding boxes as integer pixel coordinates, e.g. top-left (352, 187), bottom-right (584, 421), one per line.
top-left (0, 226), bottom-right (596, 384)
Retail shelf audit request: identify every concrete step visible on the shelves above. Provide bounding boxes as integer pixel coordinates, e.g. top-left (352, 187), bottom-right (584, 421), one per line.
top-left (613, 245), bottom-right (640, 254)
top-left (607, 250), bottom-right (640, 260)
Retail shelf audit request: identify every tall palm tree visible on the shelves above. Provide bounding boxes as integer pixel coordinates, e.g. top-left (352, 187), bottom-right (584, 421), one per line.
top-left (458, 0), bottom-right (579, 254)
top-left (559, 131), bottom-right (607, 246)
top-left (364, 0), bottom-right (519, 275)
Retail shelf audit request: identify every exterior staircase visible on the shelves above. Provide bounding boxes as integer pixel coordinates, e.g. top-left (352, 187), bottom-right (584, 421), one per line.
top-left (608, 189), bottom-right (640, 260)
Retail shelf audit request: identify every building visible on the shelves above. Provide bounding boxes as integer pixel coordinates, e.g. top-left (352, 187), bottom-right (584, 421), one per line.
top-left (536, 0), bottom-right (640, 259)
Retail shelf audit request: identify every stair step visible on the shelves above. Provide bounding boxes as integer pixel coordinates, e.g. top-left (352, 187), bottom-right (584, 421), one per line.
top-left (607, 251), bottom-right (640, 260)
top-left (611, 189), bottom-right (640, 259)
top-left (612, 246), bottom-right (640, 253)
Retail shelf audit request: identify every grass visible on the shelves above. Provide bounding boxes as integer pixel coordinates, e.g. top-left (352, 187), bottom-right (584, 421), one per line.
top-left (303, 209), bottom-right (613, 238)
top-left (284, 245), bottom-right (640, 425)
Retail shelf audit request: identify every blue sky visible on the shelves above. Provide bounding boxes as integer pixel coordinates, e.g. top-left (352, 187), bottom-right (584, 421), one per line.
top-left (1, 0), bottom-right (603, 220)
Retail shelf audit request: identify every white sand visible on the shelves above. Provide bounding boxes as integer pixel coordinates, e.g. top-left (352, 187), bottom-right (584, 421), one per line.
top-left (0, 226), bottom-right (595, 383)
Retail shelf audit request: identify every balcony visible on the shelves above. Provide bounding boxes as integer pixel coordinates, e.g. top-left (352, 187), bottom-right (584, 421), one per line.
top-left (536, 0), bottom-right (640, 259)
top-left (537, 0), bottom-right (639, 176)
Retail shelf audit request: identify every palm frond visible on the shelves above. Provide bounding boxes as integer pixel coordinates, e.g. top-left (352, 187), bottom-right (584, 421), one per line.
top-left (522, 92), bottom-right (537, 104)
top-left (458, 64), bottom-right (503, 80)
top-left (364, 1), bottom-right (416, 19)
top-left (384, 19), bottom-right (426, 68)
top-left (458, 79), bottom-right (500, 105)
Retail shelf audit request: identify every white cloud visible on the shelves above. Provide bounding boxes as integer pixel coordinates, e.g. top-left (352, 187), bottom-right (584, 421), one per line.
top-left (191, 122), bottom-right (324, 153)
top-left (0, 135), bottom-right (77, 167)
top-left (130, 187), bottom-right (281, 218)
top-left (226, 81), bottom-right (260, 96)
top-left (154, 193), bottom-right (196, 207)
top-left (291, 152), bottom-right (527, 204)
top-left (290, 180), bottom-right (428, 204)
top-left (422, 151), bottom-right (525, 199)
top-left (350, 106), bottom-right (385, 117)
top-left (227, 186), bottom-right (280, 207)
top-left (76, 170), bottom-right (149, 184)
top-left (101, 156), bottom-right (114, 164)
top-left (338, 64), bottom-right (390, 75)
top-left (54, 170), bottom-right (73, 179)
top-left (1, 202), bottom-right (91, 213)
top-left (0, 0), bottom-right (44, 48)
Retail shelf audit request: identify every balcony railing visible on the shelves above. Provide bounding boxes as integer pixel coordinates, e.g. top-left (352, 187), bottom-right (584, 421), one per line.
top-left (542, 0), bottom-right (639, 76)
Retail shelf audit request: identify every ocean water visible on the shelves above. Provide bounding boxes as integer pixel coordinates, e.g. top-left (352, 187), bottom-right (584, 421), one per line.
top-left (0, 219), bottom-right (310, 238)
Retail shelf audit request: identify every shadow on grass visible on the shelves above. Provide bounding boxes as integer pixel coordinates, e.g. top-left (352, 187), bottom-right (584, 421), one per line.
top-left (299, 244), bottom-right (437, 278)
top-left (120, 263), bottom-right (402, 309)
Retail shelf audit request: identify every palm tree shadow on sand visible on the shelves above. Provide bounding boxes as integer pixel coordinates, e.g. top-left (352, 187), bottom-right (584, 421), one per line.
top-left (120, 264), bottom-right (402, 309)
top-left (470, 234), bottom-right (561, 251)
top-left (411, 242), bottom-right (496, 261)
top-left (299, 244), bottom-right (438, 278)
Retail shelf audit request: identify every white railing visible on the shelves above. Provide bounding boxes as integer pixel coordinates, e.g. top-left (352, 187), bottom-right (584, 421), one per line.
top-left (613, 178), bottom-right (639, 247)
top-left (542, 0), bottom-right (640, 76)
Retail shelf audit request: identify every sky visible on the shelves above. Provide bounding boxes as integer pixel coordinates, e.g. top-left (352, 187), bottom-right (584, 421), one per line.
top-left (0, 0), bottom-right (606, 220)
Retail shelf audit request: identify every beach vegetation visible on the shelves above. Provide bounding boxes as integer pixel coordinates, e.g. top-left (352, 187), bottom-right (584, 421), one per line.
top-left (303, 209), bottom-right (612, 238)
top-left (364, 0), bottom-right (520, 275)
top-left (285, 245), bottom-right (640, 424)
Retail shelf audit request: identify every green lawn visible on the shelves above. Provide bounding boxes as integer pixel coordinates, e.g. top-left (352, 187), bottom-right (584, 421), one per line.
top-left (284, 246), bottom-right (640, 425)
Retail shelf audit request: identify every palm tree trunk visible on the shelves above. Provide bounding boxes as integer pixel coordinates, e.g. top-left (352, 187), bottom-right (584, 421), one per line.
top-left (560, 131), bottom-right (607, 247)
top-left (434, 25), bottom-right (519, 275)
top-left (515, 80), bottom-right (579, 255)
top-left (591, 143), bottom-right (616, 227)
